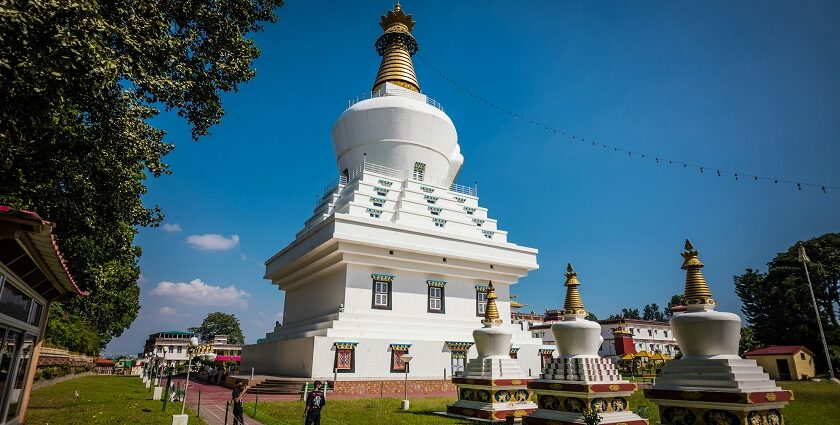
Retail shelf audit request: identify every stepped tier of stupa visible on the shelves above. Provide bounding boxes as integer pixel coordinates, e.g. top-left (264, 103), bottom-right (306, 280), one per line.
top-left (446, 283), bottom-right (538, 422)
top-left (645, 241), bottom-right (792, 425)
top-left (524, 264), bottom-right (648, 425)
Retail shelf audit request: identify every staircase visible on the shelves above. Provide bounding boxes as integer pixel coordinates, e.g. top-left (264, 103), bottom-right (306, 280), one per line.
top-left (249, 379), bottom-right (333, 395)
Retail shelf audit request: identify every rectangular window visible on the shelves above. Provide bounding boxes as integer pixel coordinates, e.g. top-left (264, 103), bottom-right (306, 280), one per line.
top-left (476, 290), bottom-right (487, 317)
top-left (413, 162), bottom-right (426, 181)
top-left (177, 346), bottom-right (183, 353)
top-left (541, 353), bottom-right (553, 369)
top-left (451, 353), bottom-right (465, 377)
top-left (509, 350), bottom-right (518, 359)
top-left (335, 348), bottom-right (355, 373)
top-left (29, 301), bottom-right (43, 327)
top-left (372, 279), bottom-right (391, 310)
top-left (0, 282), bottom-right (33, 323)
top-left (391, 349), bottom-right (409, 373)
top-left (434, 222), bottom-right (445, 228)
top-left (428, 286), bottom-right (444, 313)
top-left (648, 330), bottom-right (652, 337)
top-left (664, 330), bottom-right (668, 337)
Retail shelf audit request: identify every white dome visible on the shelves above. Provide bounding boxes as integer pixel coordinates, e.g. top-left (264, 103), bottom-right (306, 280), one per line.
top-left (331, 86), bottom-right (462, 184)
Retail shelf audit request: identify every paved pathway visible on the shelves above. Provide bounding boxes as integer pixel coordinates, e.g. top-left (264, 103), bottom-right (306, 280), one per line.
top-left (172, 377), bottom-right (458, 425)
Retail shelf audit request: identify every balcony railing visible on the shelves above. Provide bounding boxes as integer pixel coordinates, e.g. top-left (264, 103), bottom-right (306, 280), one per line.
top-left (315, 161), bottom-right (477, 208)
top-left (347, 86), bottom-right (444, 112)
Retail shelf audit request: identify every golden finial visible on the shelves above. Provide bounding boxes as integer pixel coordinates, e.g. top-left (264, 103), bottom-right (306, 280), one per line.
top-left (680, 239), bottom-right (716, 307)
top-left (563, 263), bottom-right (586, 316)
top-left (372, 3), bottom-right (420, 93)
top-left (482, 282), bottom-right (503, 326)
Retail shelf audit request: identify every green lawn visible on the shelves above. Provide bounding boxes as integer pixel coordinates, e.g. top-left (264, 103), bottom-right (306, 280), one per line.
top-left (27, 375), bottom-right (207, 424)
top-left (246, 381), bottom-right (840, 425)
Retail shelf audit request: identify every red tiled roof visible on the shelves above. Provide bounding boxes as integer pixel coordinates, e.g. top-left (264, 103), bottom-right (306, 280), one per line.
top-left (745, 345), bottom-right (813, 357)
top-left (0, 205), bottom-right (87, 297)
top-left (95, 358), bottom-right (115, 366)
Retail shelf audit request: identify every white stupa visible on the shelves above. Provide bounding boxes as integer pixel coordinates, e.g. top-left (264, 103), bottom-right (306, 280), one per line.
top-left (241, 3), bottom-right (543, 384)
top-left (645, 241), bottom-right (792, 425)
top-left (525, 264), bottom-right (648, 425)
top-left (446, 282), bottom-right (537, 422)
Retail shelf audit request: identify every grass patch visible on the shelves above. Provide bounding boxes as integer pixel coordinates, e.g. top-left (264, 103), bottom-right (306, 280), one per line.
top-left (246, 381), bottom-right (840, 425)
top-left (778, 380), bottom-right (840, 425)
top-left (27, 375), bottom-right (206, 424)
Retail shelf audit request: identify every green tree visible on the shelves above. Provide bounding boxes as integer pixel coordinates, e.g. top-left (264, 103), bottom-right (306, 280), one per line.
top-left (734, 233), bottom-right (840, 372)
top-left (0, 0), bottom-right (283, 349)
top-left (189, 312), bottom-right (245, 344)
top-left (739, 326), bottom-right (759, 356)
top-left (585, 312), bottom-right (598, 321)
top-left (642, 303), bottom-right (665, 321)
top-left (664, 293), bottom-right (686, 320)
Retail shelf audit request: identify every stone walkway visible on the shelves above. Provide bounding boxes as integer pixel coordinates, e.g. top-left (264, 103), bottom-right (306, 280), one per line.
top-left (171, 377), bottom-right (458, 425)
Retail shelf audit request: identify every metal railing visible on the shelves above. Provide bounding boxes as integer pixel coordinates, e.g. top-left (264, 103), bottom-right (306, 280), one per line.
top-left (313, 160), bottom-right (478, 209)
top-left (347, 86), bottom-right (444, 112)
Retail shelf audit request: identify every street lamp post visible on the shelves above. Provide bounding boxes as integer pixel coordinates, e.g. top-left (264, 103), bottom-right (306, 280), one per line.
top-left (798, 244), bottom-right (836, 382)
top-left (181, 336), bottom-right (200, 415)
top-left (399, 354), bottom-right (413, 411)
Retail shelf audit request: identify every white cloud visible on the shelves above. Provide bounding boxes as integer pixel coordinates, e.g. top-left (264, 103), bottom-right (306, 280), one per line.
top-left (186, 234), bottom-right (240, 251)
top-left (162, 223), bottom-right (182, 233)
top-left (151, 279), bottom-right (249, 307)
top-left (158, 306), bottom-right (177, 316)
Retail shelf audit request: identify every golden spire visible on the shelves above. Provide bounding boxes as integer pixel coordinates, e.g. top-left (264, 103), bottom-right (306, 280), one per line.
top-left (482, 282), bottom-right (503, 326)
top-left (563, 263), bottom-right (587, 316)
top-left (372, 3), bottom-right (421, 93)
top-left (680, 240), bottom-right (716, 307)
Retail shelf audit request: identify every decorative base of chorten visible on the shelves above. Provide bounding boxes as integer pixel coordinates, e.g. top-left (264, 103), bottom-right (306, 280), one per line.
top-left (540, 357), bottom-right (622, 382)
top-left (645, 358), bottom-right (792, 425)
top-left (525, 357), bottom-right (648, 425)
top-left (446, 376), bottom-right (537, 422)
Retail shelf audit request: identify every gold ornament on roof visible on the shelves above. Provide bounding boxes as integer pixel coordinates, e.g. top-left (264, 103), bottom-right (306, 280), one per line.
top-left (372, 2), bottom-right (421, 93)
top-left (563, 263), bottom-right (587, 316)
top-left (482, 282), bottom-right (503, 326)
top-left (680, 240), bottom-right (716, 307)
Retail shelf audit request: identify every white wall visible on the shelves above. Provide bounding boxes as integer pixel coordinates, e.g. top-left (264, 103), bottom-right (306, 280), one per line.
top-left (283, 267), bottom-right (347, 324)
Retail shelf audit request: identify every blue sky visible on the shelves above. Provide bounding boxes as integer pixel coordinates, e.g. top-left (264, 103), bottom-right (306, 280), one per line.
top-left (105, 1), bottom-right (840, 356)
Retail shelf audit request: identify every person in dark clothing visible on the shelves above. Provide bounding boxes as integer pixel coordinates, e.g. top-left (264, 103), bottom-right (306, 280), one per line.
top-left (232, 380), bottom-right (249, 425)
top-left (303, 380), bottom-right (326, 425)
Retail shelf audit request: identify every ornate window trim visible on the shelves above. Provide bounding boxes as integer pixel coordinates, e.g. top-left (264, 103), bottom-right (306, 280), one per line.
top-left (446, 341), bottom-right (474, 352)
top-left (427, 284), bottom-right (445, 314)
top-left (378, 179), bottom-right (393, 186)
top-left (426, 279), bottom-right (447, 288)
top-left (371, 274), bottom-right (393, 310)
top-left (334, 341), bottom-right (358, 373)
top-left (454, 196), bottom-right (467, 203)
top-left (510, 347), bottom-right (520, 359)
top-left (420, 186), bottom-right (435, 193)
top-left (389, 343), bottom-right (411, 373)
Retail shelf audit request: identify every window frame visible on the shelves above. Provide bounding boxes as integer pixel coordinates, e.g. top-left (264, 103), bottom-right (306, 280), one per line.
top-left (390, 348), bottom-right (410, 373)
top-left (427, 285), bottom-right (445, 314)
top-left (334, 346), bottom-right (356, 373)
top-left (476, 289), bottom-right (487, 317)
top-left (371, 278), bottom-right (392, 310)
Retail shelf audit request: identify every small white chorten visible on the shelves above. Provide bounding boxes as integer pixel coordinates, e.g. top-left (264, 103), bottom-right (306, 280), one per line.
top-left (447, 282), bottom-right (537, 422)
top-left (525, 264), bottom-right (648, 425)
top-left (645, 240), bottom-right (792, 425)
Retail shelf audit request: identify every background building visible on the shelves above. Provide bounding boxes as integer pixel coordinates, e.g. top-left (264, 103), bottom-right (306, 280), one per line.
top-left (745, 345), bottom-right (815, 381)
top-left (142, 331), bottom-right (196, 367)
top-left (598, 319), bottom-right (678, 359)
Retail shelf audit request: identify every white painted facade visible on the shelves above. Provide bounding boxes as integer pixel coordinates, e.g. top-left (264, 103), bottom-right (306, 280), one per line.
top-left (597, 319), bottom-right (679, 358)
top-left (142, 331), bottom-right (196, 367)
top-left (242, 82), bottom-right (544, 380)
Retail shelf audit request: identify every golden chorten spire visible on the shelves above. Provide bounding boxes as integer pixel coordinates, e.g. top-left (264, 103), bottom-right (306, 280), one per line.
top-left (372, 2), bottom-right (420, 93)
top-left (563, 263), bottom-right (587, 316)
top-left (680, 240), bottom-right (716, 307)
top-left (482, 282), bottom-right (503, 326)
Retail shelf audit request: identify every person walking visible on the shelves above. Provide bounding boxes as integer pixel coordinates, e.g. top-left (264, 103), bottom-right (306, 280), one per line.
top-left (303, 380), bottom-right (326, 425)
top-left (232, 380), bottom-right (249, 425)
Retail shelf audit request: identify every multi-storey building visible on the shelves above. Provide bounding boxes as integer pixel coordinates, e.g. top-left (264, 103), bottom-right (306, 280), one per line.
top-left (142, 331), bottom-right (196, 367)
top-left (209, 335), bottom-right (242, 361)
top-left (241, 3), bottom-right (544, 380)
top-left (598, 319), bottom-right (679, 359)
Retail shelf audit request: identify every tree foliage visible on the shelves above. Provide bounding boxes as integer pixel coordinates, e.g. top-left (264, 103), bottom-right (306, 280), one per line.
top-left (734, 233), bottom-right (840, 371)
top-left (642, 303), bottom-right (665, 321)
top-left (189, 312), bottom-right (245, 344)
top-left (0, 0), bottom-right (283, 349)
top-left (664, 293), bottom-right (686, 320)
top-left (585, 311), bottom-right (598, 321)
